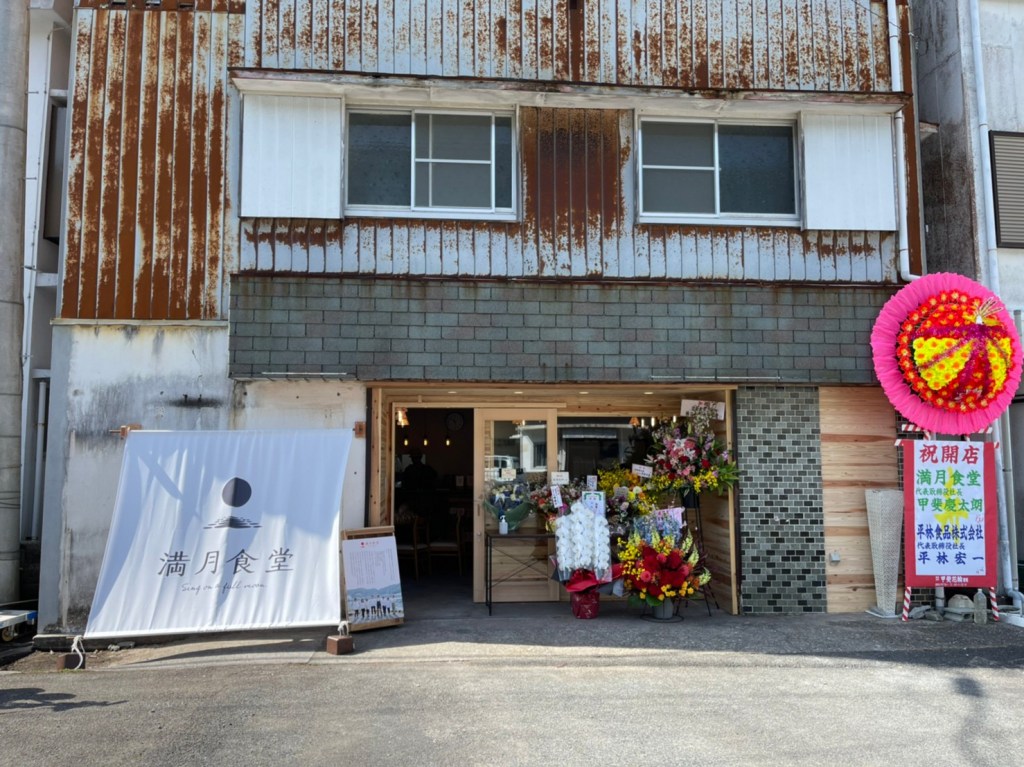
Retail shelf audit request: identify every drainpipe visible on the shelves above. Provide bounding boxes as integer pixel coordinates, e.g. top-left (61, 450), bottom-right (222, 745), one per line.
top-left (0, 0), bottom-right (29, 603)
top-left (888, 0), bottom-right (919, 283)
top-left (968, 0), bottom-right (1023, 616)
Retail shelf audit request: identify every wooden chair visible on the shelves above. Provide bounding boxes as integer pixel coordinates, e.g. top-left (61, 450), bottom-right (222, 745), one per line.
top-left (429, 507), bottom-right (465, 576)
top-left (395, 509), bottom-right (431, 579)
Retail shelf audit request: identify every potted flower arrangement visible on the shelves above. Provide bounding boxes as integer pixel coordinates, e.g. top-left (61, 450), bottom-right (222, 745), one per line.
top-left (482, 481), bottom-right (533, 533)
top-left (614, 511), bottom-right (711, 620)
top-left (646, 403), bottom-right (738, 502)
top-left (554, 501), bottom-right (613, 618)
top-left (597, 467), bottom-right (653, 536)
top-left (528, 480), bottom-right (583, 531)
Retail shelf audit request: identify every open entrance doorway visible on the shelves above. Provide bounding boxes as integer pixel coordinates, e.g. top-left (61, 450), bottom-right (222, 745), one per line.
top-left (393, 408), bottom-right (475, 607)
top-left (371, 385), bottom-right (739, 615)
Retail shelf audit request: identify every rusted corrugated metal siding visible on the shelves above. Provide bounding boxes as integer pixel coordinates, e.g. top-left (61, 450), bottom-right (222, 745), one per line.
top-left (239, 106), bottom-right (896, 282)
top-left (244, 0), bottom-right (894, 93)
top-left (62, 4), bottom-right (244, 321)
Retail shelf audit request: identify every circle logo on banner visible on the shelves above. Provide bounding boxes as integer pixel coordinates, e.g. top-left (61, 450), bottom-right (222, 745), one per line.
top-left (222, 477), bottom-right (252, 508)
top-left (871, 272), bottom-right (1023, 434)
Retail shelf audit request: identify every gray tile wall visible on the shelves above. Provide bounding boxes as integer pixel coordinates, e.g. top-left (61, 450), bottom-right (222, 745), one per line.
top-left (229, 277), bottom-right (894, 383)
top-left (735, 386), bottom-right (827, 613)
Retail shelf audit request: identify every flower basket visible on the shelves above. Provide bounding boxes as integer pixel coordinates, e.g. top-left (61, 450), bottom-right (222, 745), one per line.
top-left (570, 590), bottom-right (600, 619)
top-left (482, 500), bottom-right (533, 532)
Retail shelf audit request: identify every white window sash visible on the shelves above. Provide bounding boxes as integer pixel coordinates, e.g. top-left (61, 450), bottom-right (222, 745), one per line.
top-left (346, 108), bottom-right (516, 217)
top-left (637, 117), bottom-right (799, 224)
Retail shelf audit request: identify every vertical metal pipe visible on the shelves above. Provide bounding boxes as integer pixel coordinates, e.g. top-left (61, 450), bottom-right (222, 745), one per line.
top-left (31, 378), bottom-right (48, 540)
top-left (0, 0), bottom-right (29, 602)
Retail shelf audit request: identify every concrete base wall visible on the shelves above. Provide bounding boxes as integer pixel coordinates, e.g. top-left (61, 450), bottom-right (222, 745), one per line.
top-left (38, 322), bottom-right (367, 632)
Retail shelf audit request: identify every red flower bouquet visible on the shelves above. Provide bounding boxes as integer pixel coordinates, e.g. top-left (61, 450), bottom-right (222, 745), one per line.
top-left (615, 528), bottom-right (710, 607)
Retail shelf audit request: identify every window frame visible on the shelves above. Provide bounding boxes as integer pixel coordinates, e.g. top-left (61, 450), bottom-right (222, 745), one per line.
top-left (636, 115), bottom-right (801, 227)
top-left (344, 106), bottom-right (519, 222)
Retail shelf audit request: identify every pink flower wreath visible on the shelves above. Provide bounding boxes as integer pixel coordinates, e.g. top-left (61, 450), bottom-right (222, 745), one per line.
top-left (871, 272), bottom-right (1022, 434)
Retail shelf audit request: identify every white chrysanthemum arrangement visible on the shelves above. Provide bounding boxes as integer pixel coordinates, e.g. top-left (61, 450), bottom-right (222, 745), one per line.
top-left (554, 501), bottom-right (612, 581)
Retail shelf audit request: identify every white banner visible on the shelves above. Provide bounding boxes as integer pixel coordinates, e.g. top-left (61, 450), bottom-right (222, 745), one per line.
top-left (85, 429), bottom-right (352, 639)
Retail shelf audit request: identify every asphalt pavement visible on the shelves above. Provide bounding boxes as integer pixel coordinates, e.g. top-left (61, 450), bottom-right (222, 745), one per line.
top-left (6, 593), bottom-right (1024, 673)
top-left (4, 594), bottom-right (1024, 766)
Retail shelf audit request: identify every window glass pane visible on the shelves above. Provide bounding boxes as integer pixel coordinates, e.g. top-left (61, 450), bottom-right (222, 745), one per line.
top-left (348, 113), bottom-right (411, 206)
top-left (495, 117), bottom-right (513, 209)
top-left (718, 125), bottom-right (795, 214)
top-left (430, 163), bottom-right (492, 208)
top-left (643, 168), bottom-right (715, 214)
top-left (415, 116), bottom-right (429, 159)
top-left (556, 417), bottom-right (637, 477)
top-left (425, 114), bottom-right (492, 161)
top-left (414, 161), bottom-right (430, 206)
top-left (642, 122), bottom-right (714, 167)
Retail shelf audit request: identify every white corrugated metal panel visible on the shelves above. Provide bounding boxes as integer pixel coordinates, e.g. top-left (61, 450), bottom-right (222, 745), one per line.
top-left (236, 104), bottom-right (898, 282)
top-left (240, 94), bottom-right (343, 219)
top-left (243, 0), bottom-right (895, 93)
top-left (802, 113), bottom-right (897, 232)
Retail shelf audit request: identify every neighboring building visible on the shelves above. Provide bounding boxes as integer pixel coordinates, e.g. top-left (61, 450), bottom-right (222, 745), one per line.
top-left (913, 0), bottom-right (1024, 592)
top-left (40, 0), bottom-right (923, 631)
top-left (17, 0), bottom-right (72, 600)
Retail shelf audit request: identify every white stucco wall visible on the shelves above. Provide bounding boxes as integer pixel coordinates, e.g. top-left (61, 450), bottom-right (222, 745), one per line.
top-left (39, 322), bottom-right (368, 631)
top-left (229, 380), bottom-right (368, 532)
top-left (982, 1), bottom-right (1024, 310)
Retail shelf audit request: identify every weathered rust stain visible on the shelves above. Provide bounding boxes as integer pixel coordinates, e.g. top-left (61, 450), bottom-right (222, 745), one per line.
top-left (600, 109), bottom-right (620, 242)
top-left (552, 109), bottom-right (572, 273)
top-left (188, 12), bottom-right (212, 319)
top-left (97, 9), bottom-right (127, 319)
top-left (567, 108), bottom-right (588, 261)
top-left (61, 12), bottom-right (93, 319)
top-left (661, 0), bottom-right (679, 86)
top-left (279, 0), bottom-right (296, 69)
top-left (133, 10), bottom-right (161, 319)
top-left (204, 17), bottom-right (228, 318)
top-left (79, 8), bottom-right (111, 319)
top-left (493, 11), bottom-right (507, 54)
top-left (736, 17), bottom-right (754, 90)
top-left (115, 9), bottom-right (145, 320)
top-left (647, 15), bottom-right (663, 87)
top-left (783, 3), bottom-right (799, 88)
top-left (151, 11), bottom-right (179, 319)
top-left (263, 0), bottom-right (280, 66)
top-left (169, 11), bottom-right (194, 320)
top-left (632, 30), bottom-right (643, 84)
top-left (691, 0), bottom-right (709, 90)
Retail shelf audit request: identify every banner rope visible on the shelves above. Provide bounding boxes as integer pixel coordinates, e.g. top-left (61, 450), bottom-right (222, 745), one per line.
top-left (69, 636), bottom-right (86, 670)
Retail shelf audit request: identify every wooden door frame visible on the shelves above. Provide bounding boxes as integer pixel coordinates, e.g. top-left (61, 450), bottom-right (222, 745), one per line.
top-left (473, 407), bottom-right (559, 603)
top-left (366, 384), bottom-right (739, 612)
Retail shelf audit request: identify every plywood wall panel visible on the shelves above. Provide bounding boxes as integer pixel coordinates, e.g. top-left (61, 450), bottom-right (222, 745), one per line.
top-left (821, 387), bottom-right (900, 613)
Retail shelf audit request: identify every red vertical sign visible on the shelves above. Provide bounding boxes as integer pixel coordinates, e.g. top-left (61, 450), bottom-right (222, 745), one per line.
top-left (903, 440), bottom-right (998, 589)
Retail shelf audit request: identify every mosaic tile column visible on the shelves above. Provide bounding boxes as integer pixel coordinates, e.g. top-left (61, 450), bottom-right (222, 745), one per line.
top-left (735, 386), bottom-right (827, 613)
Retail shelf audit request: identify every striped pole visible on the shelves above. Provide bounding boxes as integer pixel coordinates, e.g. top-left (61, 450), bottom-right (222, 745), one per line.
top-left (902, 586), bottom-right (912, 621)
top-left (989, 589), bottom-right (1000, 622)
